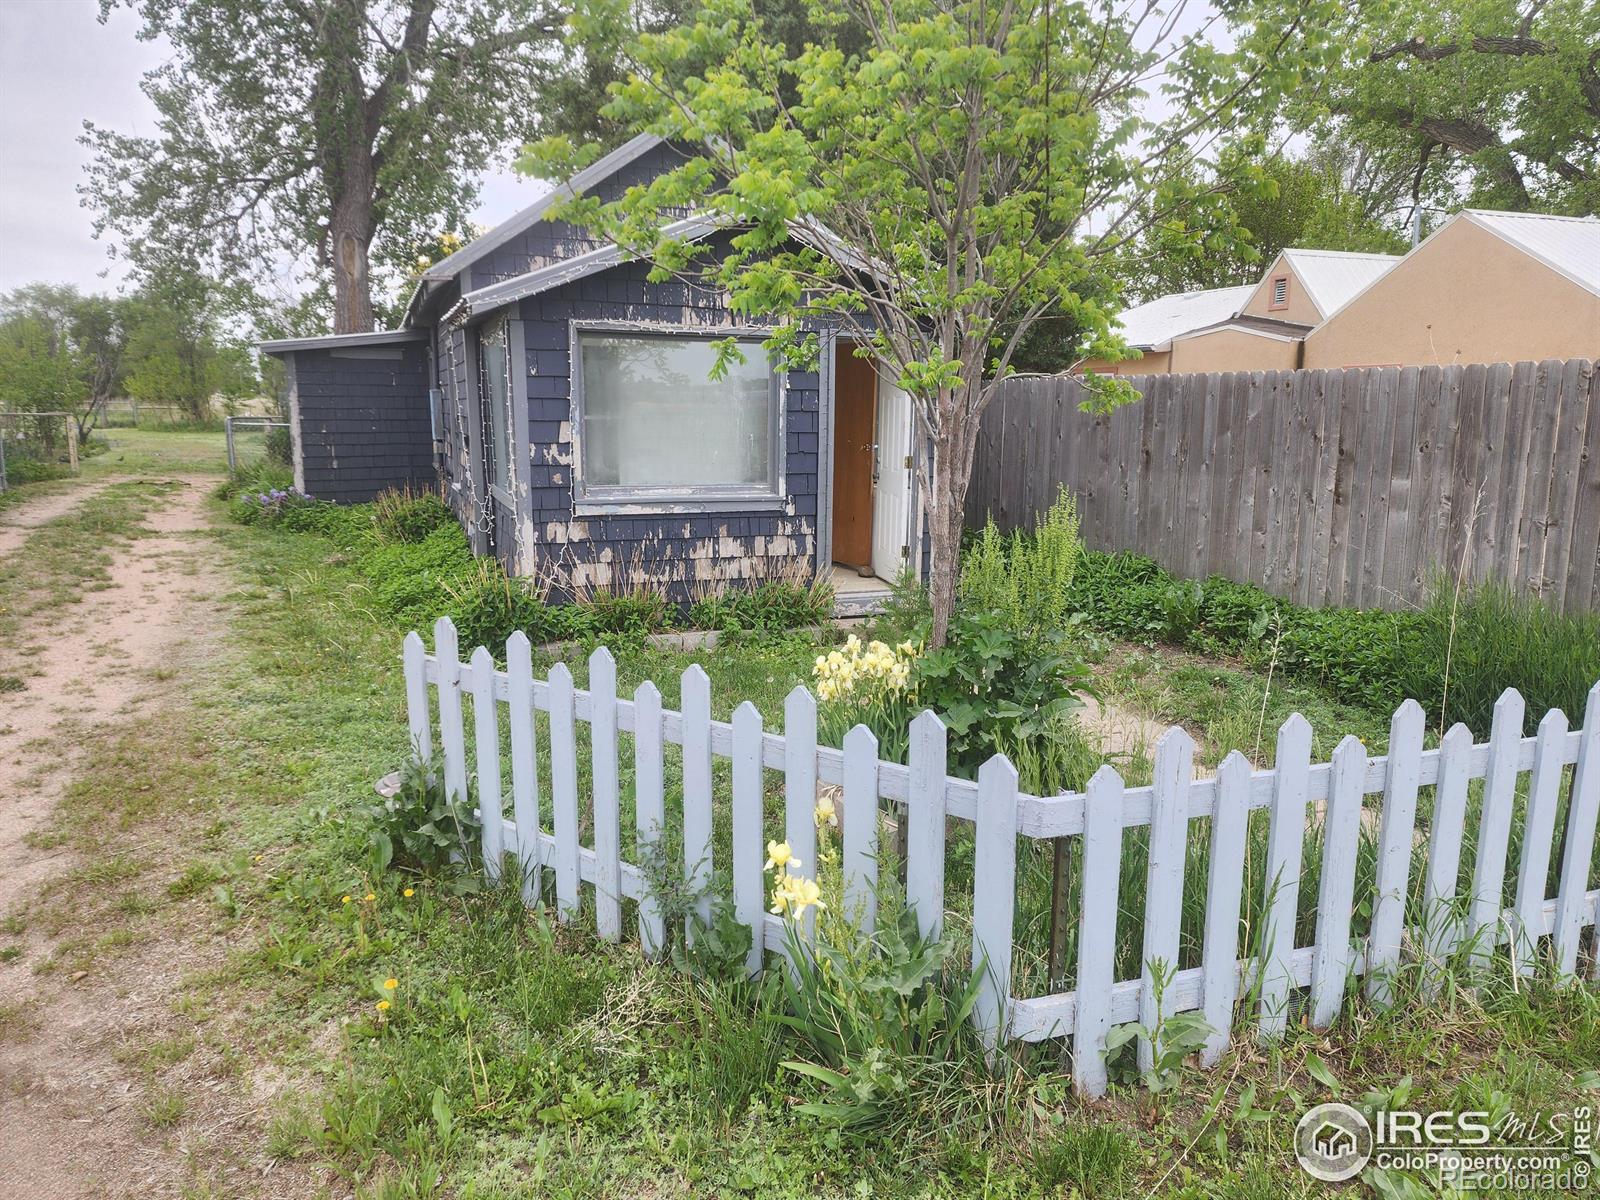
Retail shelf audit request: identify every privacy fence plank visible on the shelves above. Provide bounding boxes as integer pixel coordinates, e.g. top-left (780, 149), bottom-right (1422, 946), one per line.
top-left (634, 681), bottom-right (666, 959)
top-left (683, 666), bottom-right (714, 936)
top-left (732, 701), bottom-right (765, 976)
top-left (1368, 699), bottom-right (1425, 1005)
top-left (469, 646), bottom-right (505, 881)
top-left (1554, 683), bottom-right (1600, 979)
top-left (1469, 689), bottom-right (1526, 965)
top-left (1259, 713), bottom-right (1311, 1039)
top-left (1312, 736), bottom-right (1366, 1028)
top-left (1140, 728), bottom-right (1193, 1072)
top-left (1073, 766), bottom-right (1125, 1098)
top-left (548, 661), bottom-right (580, 921)
top-left (842, 724), bottom-right (880, 935)
top-left (589, 648), bottom-right (622, 942)
top-left (907, 710), bottom-right (949, 944)
top-left (973, 755), bottom-right (1019, 1052)
top-left (965, 360), bottom-right (1598, 612)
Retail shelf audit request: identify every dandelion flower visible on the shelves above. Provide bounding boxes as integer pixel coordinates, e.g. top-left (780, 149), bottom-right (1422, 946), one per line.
top-left (403, 888), bottom-right (414, 898)
top-left (341, 895), bottom-right (352, 904)
top-left (383, 978), bottom-right (398, 991)
top-left (363, 892), bottom-right (376, 902)
top-left (376, 999), bottom-right (391, 1011)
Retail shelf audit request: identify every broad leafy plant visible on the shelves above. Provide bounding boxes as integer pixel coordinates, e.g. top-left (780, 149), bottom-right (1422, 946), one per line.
top-left (365, 754), bottom-right (481, 875)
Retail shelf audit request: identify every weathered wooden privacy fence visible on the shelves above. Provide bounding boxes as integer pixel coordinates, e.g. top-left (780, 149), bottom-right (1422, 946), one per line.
top-left (967, 358), bottom-right (1600, 613)
top-left (403, 617), bottom-right (1600, 1097)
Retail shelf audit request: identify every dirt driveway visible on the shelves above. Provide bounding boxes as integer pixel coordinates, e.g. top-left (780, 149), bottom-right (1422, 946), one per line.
top-left (0, 475), bottom-right (316, 1198)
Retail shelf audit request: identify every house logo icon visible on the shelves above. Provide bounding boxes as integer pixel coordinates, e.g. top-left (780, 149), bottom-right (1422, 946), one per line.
top-left (1295, 1102), bottom-right (1373, 1182)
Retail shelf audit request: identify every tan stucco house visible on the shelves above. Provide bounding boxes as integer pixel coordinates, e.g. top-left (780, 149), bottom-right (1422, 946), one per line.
top-left (1082, 209), bottom-right (1600, 375)
top-left (1302, 210), bottom-right (1600, 368)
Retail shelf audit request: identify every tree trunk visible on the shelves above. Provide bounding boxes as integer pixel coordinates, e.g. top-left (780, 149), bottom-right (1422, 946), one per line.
top-left (925, 400), bottom-right (980, 648)
top-left (330, 177), bottom-right (376, 334)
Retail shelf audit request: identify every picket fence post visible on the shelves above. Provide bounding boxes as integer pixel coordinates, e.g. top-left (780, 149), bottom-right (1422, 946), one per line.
top-left (589, 647), bottom-right (623, 942)
top-left (842, 724), bottom-right (880, 935)
top-left (1368, 699), bottom-right (1425, 1006)
top-left (1140, 727), bottom-right (1192, 1072)
top-left (1554, 683), bottom-right (1600, 980)
top-left (433, 618), bottom-right (469, 838)
top-left (1073, 765), bottom-right (1125, 1097)
top-left (972, 755), bottom-right (1018, 1054)
top-left (1200, 751), bottom-right (1249, 1065)
top-left (784, 688), bottom-right (819, 940)
top-left (548, 661), bottom-right (580, 920)
top-left (1422, 723), bottom-right (1474, 987)
top-left (1511, 708), bottom-right (1568, 971)
top-left (906, 710), bottom-right (948, 944)
top-left (1311, 735), bottom-right (1365, 1028)
top-left (732, 701), bottom-right (766, 976)
top-left (634, 681), bottom-right (666, 959)
top-left (402, 631), bottom-right (431, 766)
top-left (1258, 713), bottom-right (1310, 1038)
top-left (469, 645), bottom-right (505, 881)
top-left (1469, 689), bottom-right (1525, 966)
top-left (506, 631), bottom-right (541, 904)
top-left (682, 666), bottom-right (714, 938)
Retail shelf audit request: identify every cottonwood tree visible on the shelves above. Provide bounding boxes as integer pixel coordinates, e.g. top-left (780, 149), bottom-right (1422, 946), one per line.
top-left (1320, 0), bottom-right (1600, 215)
top-left (524, 0), bottom-right (1337, 644)
top-left (83, 0), bottom-right (575, 333)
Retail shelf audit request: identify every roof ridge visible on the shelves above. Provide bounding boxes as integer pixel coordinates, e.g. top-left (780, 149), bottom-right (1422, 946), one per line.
top-left (1465, 208), bottom-right (1600, 224)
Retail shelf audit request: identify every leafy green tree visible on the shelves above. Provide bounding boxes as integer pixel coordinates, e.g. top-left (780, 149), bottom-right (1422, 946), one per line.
top-left (123, 273), bottom-right (257, 421)
top-left (0, 284), bottom-right (130, 440)
top-left (525, 0), bottom-right (1336, 643)
top-left (1127, 150), bottom-right (1411, 300)
top-left (1318, 0), bottom-right (1600, 215)
top-left (83, 0), bottom-right (579, 334)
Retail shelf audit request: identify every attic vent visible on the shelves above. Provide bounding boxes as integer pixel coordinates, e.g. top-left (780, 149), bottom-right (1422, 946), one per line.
top-left (1270, 276), bottom-right (1289, 309)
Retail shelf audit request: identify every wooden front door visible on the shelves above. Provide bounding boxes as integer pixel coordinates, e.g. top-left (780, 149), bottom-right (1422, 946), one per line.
top-left (832, 348), bottom-right (877, 568)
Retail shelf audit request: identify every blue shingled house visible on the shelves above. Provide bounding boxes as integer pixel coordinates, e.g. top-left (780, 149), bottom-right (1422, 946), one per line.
top-left (260, 135), bottom-right (922, 612)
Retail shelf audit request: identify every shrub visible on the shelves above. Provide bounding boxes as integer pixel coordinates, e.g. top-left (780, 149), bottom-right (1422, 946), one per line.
top-left (583, 587), bottom-right (676, 640)
top-left (1407, 580), bottom-right (1600, 733)
top-left (230, 485), bottom-right (318, 526)
top-left (959, 487), bottom-right (1082, 638)
top-left (688, 579), bottom-right (835, 634)
top-left (366, 755), bottom-right (480, 874)
top-left (913, 608), bottom-right (1090, 775)
top-left (371, 484), bottom-right (454, 544)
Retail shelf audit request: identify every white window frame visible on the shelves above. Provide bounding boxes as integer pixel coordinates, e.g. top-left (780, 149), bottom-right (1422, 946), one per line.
top-left (569, 321), bottom-right (787, 515)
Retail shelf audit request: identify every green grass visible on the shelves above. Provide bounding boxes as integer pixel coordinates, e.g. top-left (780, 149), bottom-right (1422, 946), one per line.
top-left (12, 501), bottom-right (1592, 1198)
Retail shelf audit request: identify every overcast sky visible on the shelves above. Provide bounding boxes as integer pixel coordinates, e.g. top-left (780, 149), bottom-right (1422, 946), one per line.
top-left (0, 0), bottom-right (538, 299)
top-left (1, 0), bottom-right (1219, 301)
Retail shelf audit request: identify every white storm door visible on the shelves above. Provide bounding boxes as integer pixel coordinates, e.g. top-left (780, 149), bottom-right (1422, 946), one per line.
top-left (871, 371), bottom-right (913, 581)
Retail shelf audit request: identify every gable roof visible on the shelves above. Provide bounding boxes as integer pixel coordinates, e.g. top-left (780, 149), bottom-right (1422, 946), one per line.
top-left (1169, 313), bottom-right (1315, 345)
top-left (448, 214), bottom-right (724, 322)
top-left (1265, 248), bottom-right (1401, 320)
top-left (1112, 284), bottom-right (1255, 350)
top-left (420, 133), bottom-right (667, 285)
top-left (1463, 209), bottom-right (1600, 297)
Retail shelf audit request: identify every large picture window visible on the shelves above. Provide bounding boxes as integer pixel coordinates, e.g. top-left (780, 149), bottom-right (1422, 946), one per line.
top-left (575, 329), bottom-right (780, 507)
top-left (478, 320), bottom-right (511, 496)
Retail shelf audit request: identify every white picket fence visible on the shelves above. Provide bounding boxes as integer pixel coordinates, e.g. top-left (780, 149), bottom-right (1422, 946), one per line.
top-left (402, 616), bottom-right (1600, 1097)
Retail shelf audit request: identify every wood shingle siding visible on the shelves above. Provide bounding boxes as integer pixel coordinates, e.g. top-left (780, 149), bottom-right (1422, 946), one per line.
top-left (290, 343), bottom-right (434, 504)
